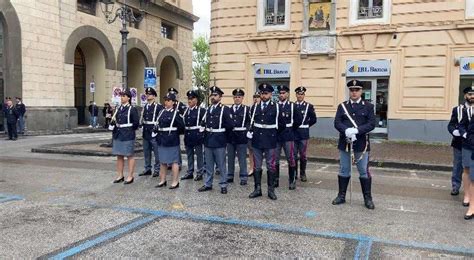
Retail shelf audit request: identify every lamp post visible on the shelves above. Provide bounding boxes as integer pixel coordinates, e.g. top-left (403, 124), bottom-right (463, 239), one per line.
top-left (100, 0), bottom-right (150, 90)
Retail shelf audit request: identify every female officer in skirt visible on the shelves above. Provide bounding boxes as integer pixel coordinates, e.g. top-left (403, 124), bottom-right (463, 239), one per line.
top-left (154, 92), bottom-right (185, 189)
top-left (111, 89), bottom-right (140, 184)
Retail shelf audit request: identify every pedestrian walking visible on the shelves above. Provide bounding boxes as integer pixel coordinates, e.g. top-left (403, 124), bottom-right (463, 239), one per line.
top-left (103, 103), bottom-right (113, 129)
top-left (88, 101), bottom-right (99, 128)
top-left (110, 90), bottom-right (140, 185)
top-left (15, 97), bottom-right (26, 134)
top-left (332, 80), bottom-right (376, 209)
top-left (4, 98), bottom-right (19, 141)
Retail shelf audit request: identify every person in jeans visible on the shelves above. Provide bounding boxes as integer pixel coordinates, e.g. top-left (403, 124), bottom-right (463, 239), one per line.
top-left (88, 101), bottom-right (99, 128)
top-left (15, 97), bottom-right (26, 134)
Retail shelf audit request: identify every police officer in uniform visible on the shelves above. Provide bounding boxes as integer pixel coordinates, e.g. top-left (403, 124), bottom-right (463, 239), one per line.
top-left (248, 91), bottom-right (261, 177)
top-left (275, 85), bottom-right (301, 190)
top-left (181, 90), bottom-right (206, 181)
top-left (293, 86), bottom-right (317, 182)
top-left (154, 92), bottom-right (185, 189)
top-left (458, 86), bottom-right (474, 207)
top-left (198, 86), bottom-right (233, 194)
top-left (139, 88), bottom-right (163, 177)
top-left (447, 87), bottom-right (472, 196)
top-left (4, 98), bottom-right (19, 141)
top-left (248, 83), bottom-right (282, 200)
top-left (227, 88), bottom-right (251, 185)
top-left (332, 80), bottom-right (376, 209)
top-left (168, 87), bottom-right (187, 115)
top-left (111, 89), bottom-right (140, 184)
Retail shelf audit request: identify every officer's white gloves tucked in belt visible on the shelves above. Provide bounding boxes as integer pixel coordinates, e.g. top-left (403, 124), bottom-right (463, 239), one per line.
top-left (463, 133), bottom-right (467, 139)
top-left (199, 126), bottom-right (205, 133)
top-left (452, 129), bottom-right (461, 137)
top-left (246, 131), bottom-right (253, 139)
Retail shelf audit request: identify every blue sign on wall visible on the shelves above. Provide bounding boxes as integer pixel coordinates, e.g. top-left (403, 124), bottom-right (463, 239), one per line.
top-left (144, 67), bottom-right (157, 89)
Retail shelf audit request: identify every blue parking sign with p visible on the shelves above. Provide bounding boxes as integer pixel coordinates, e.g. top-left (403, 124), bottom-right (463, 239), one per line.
top-left (144, 67), bottom-right (157, 89)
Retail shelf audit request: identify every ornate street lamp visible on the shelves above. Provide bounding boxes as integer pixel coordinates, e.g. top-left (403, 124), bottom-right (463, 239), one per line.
top-left (99, 0), bottom-right (151, 90)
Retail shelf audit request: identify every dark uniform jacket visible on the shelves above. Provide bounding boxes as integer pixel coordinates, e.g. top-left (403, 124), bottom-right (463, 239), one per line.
top-left (294, 101), bottom-right (317, 141)
top-left (112, 104), bottom-right (139, 141)
top-left (5, 105), bottom-right (19, 124)
top-left (334, 100), bottom-right (375, 153)
top-left (277, 101), bottom-right (301, 142)
top-left (203, 103), bottom-right (233, 148)
top-left (184, 105), bottom-right (206, 147)
top-left (458, 104), bottom-right (474, 150)
top-left (175, 101), bottom-right (187, 115)
top-left (142, 102), bottom-right (163, 141)
top-left (228, 104), bottom-right (251, 145)
top-left (250, 100), bottom-right (283, 150)
top-left (155, 107), bottom-right (185, 147)
top-left (15, 103), bottom-right (26, 116)
top-left (447, 105), bottom-right (464, 150)
top-left (88, 104), bottom-right (99, 117)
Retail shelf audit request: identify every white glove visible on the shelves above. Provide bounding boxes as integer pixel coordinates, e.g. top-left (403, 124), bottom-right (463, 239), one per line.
top-left (246, 131), bottom-right (253, 139)
top-left (452, 130), bottom-right (461, 137)
top-left (108, 125), bottom-right (115, 131)
top-left (199, 126), bottom-right (205, 133)
top-left (350, 134), bottom-right (357, 142)
top-left (345, 127), bottom-right (358, 138)
top-left (151, 132), bottom-right (158, 138)
top-left (463, 133), bottom-right (467, 139)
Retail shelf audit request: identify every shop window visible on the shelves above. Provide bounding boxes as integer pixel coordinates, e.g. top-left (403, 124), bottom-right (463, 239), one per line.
top-left (257, 0), bottom-right (290, 31)
top-left (467, 0), bottom-right (474, 19)
top-left (349, 0), bottom-right (390, 26)
top-left (77, 0), bottom-right (97, 16)
top-left (161, 23), bottom-right (175, 40)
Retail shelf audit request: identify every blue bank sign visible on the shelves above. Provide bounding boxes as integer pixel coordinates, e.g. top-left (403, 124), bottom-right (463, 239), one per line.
top-left (346, 60), bottom-right (391, 77)
top-left (254, 63), bottom-right (291, 79)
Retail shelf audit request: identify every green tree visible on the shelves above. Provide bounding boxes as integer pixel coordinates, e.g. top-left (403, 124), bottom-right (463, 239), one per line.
top-left (192, 35), bottom-right (210, 105)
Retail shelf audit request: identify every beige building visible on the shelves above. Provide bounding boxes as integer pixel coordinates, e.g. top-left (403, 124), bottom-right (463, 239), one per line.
top-left (210, 0), bottom-right (474, 142)
top-left (0, 0), bottom-right (198, 132)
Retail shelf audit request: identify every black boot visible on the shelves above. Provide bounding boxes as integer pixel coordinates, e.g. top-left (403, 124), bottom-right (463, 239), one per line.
top-left (300, 159), bottom-right (307, 182)
top-left (249, 170), bottom-right (263, 198)
top-left (332, 176), bottom-right (350, 205)
top-left (267, 171), bottom-right (277, 200)
top-left (274, 164), bottom-right (280, 188)
top-left (294, 160), bottom-right (298, 180)
top-left (289, 166), bottom-right (296, 190)
top-left (360, 177), bottom-right (375, 209)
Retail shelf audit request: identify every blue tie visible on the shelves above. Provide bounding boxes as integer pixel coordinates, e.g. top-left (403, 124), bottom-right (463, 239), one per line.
top-left (262, 102), bottom-right (267, 110)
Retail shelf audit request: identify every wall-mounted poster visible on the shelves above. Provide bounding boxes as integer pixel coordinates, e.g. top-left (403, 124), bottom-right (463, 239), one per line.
top-left (308, 1), bottom-right (331, 31)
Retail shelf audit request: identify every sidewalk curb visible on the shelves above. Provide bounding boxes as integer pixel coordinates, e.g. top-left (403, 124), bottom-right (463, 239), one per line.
top-left (31, 143), bottom-right (451, 172)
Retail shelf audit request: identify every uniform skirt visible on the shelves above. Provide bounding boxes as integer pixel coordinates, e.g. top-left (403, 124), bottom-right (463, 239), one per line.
top-left (158, 145), bottom-right (180, 165)
top-left (112, 139), bottom-right (135, 157)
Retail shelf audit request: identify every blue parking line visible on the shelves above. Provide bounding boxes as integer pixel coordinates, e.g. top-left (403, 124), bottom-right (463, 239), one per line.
top-left (49, 215), bottom-right (158, 260)
top-left (0, 193), bottom-right (23, 204)
top-left (354, 239), bottom-right (372, 260)
top-left (113, 206), bottom-right (474, 257)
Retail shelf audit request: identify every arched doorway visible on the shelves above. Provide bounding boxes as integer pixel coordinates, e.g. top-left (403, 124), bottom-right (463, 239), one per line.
top-left (159, 56), bottom-right (178, 101)
top-left (73, 38), bottom-right (106, 126)
top-left (127, 48), bottom-right (147, 103)
top-left (74, 47), bottom-right (86, 125)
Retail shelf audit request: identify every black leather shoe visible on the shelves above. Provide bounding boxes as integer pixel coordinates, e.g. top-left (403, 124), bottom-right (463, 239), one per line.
top-left (180, 173), bottom-right (194, 180)
top-left (464, 213), bottom-right (474, 220)
top-left (124, 178), bottom-right (134, 185)
top-left (332, 196), bottom-right (346, 205)
top-left (155, 181), bottom-right (167, 188)
top-left (139, 170), bottom-right (152, 176)
top-left (450, 189), bottom-right (459, 196)
top-left (194, 174), bottom-right (203, 181)
top-left (152, 172), bottom-right (160, 178)
top-left (198, 185), bottom-right (212, 192)
top-left (227, 178), bottom-right (234, 183)
top-left (300, 174), bottom-right (307, 182)
top-left (215, 169), bottom-right (221, 175)
top-left (240, 180), bottom-right (247, 186)
top-left (113, 177), bottom-right (124, 183)
top-left (221, 187), bottom-right (227, 194)
top-left (463, 202), bottom-right (470, 207)
top-left (169, 183), bottom-right (180, 189)
top-left (289, 182), bottom-right (296, 190)
top-left (268, 191), bottom-right (277, 200)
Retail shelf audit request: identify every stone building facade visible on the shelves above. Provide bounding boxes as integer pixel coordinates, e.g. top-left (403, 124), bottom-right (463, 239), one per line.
top-left (0, 0), bottom-right (198, 132)
top-left (210, 0), bottom-right (474, 143)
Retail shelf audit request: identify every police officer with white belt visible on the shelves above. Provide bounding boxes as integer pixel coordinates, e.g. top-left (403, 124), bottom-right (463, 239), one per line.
top-left (139, 87), bottom-right (163, 177)
top-left (248, 83), bottom-right (282, 200)
top-left (332, 80), bottom-right (376, 209)
top-left (226, 88), bottom-right (251, 186)
top-left (198, 86), bottom-right (234, 194)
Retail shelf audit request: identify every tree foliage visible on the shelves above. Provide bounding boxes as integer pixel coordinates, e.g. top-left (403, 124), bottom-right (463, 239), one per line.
top-left (192, 36), bottom-right (210, 105)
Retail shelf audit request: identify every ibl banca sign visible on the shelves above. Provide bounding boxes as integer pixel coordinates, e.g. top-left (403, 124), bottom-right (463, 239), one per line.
top-left (346, 60), bottom-right (391, 77)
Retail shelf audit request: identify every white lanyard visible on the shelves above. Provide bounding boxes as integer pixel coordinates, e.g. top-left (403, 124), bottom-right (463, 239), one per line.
top-left (457, 105), bottom-right (463, 124)
top-left (341, 102), bottom-right (358, 128)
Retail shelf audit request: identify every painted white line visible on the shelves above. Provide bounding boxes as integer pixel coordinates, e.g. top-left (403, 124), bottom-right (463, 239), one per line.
top-left (387, 205), bottom-right (418, 213)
